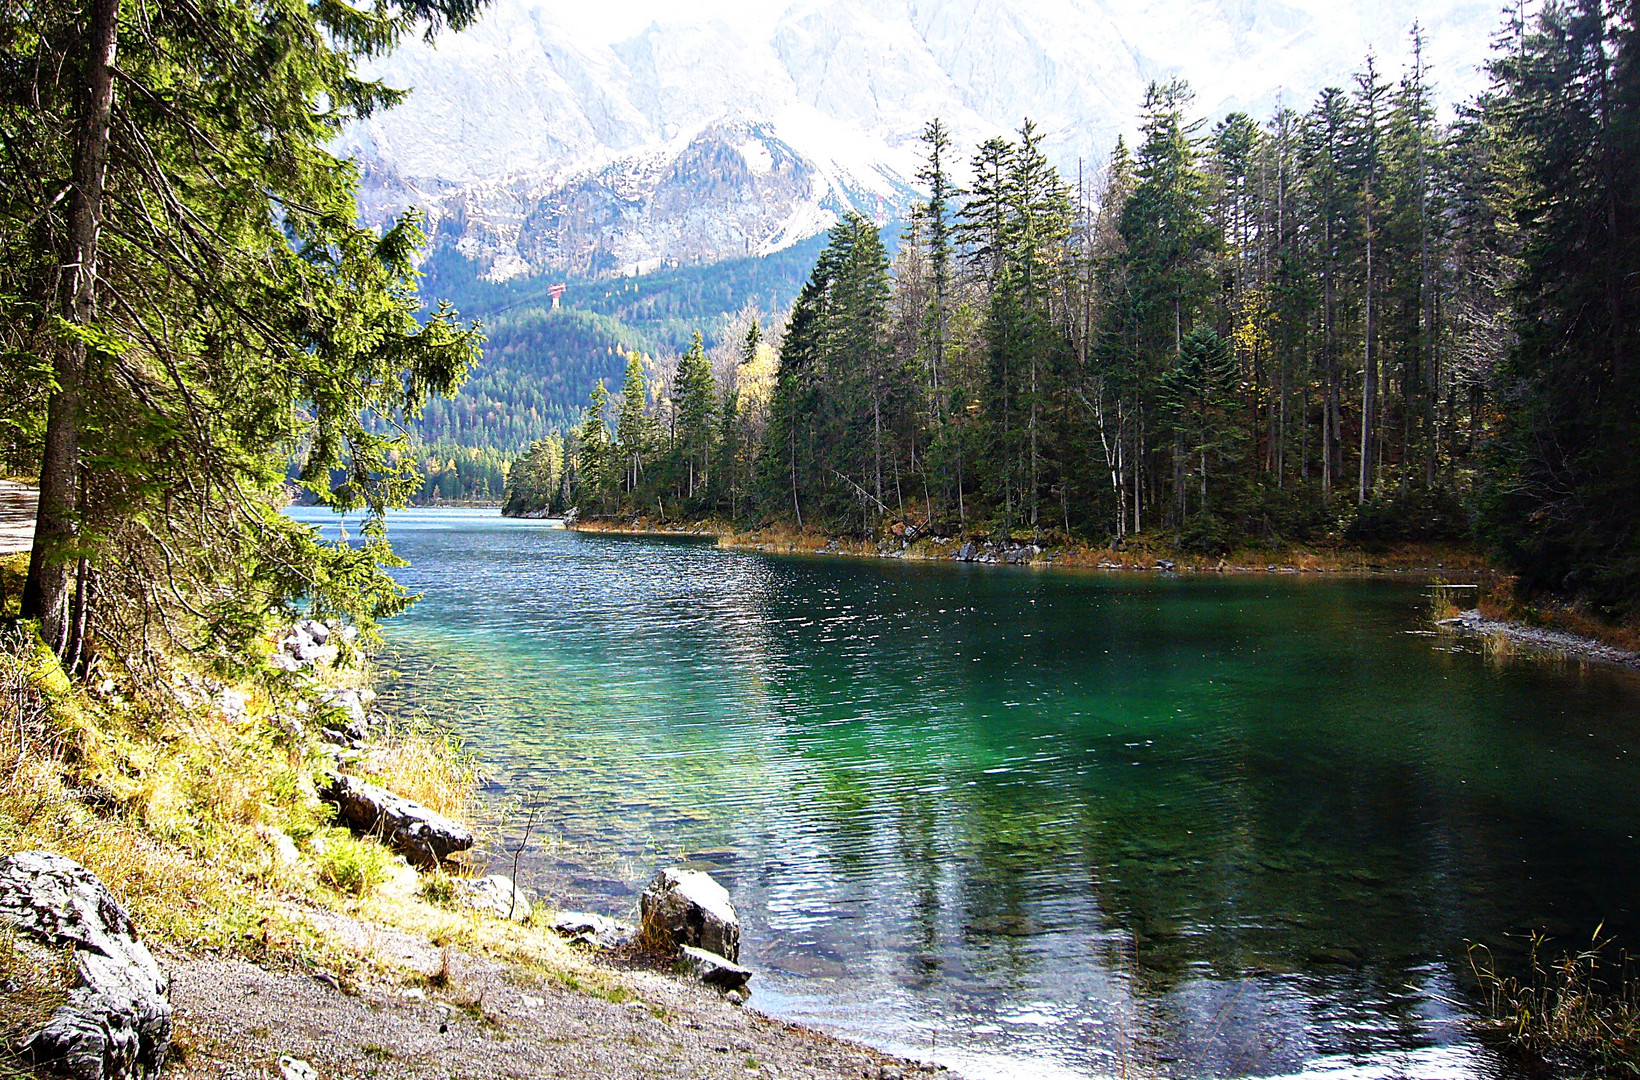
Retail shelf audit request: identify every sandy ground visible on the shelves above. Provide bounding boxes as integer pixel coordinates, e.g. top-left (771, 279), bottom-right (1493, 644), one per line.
top-left (0, 481), bottom-right (35, 556)
top-left (163, 914), bottom-right (936, 1080)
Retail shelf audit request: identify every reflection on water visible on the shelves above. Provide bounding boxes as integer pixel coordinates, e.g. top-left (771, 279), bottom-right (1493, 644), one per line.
top-left (289, 507), bottom-right (1640, 1079)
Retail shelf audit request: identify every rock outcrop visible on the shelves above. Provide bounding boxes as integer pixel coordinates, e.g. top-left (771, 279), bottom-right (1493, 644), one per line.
top-left (269, 620), bottom-right (341, 672)
top-left (0, 851), bottom-right (171, 1080)
top-left (318, 774), bottom-right (473, 869)
top-left (677, 945), bottom-right (752, 992)
top-left (454, 875), bottom-right (535, 923)
top-left (550, 911), bottom-right (636, 950)
top-left (639, 868), bottom-right (741, 964)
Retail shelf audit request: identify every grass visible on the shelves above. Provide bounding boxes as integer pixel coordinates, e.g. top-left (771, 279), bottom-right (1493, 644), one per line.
top-left (1471, 928), bottom-right (1640, 1077)
top-left (0, 553), bottom-right (25, 619)
top-left (1429, 579), bottom-right (1470, 624)
top-left (314, 828), bottom-right (392, 895)
top-left (357, 721), bottom-right (481, 822)
top-left (0, 619), bottom-right (487, 976)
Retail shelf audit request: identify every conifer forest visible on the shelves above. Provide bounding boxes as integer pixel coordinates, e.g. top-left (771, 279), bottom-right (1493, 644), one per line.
top-left (506, 3), bottom-right (1639, 615)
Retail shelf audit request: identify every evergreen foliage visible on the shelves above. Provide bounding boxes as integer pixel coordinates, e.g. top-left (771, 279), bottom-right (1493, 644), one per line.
top-left (512, 1), bottom-right (1640, 624)
top-left (0, 0), bottom-right (487, 665)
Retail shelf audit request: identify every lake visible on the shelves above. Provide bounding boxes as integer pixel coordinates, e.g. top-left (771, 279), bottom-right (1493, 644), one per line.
top-left (290, 507), bottom-right (1640, 1079)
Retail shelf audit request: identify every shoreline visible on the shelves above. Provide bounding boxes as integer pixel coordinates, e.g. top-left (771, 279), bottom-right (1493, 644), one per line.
top-left (567, 515), bottom-right (1492, 576)
top-left (1439, 609), bottom-right (1640, 671)
top-left (566, 517), bottom-right (1640, 672)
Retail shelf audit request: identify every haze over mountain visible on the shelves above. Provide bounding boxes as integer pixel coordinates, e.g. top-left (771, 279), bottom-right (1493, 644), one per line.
top-left (342, 0), bottom-right (1504, 280)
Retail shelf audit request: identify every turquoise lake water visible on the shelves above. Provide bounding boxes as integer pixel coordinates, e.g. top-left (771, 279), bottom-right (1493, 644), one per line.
top-left (289, 507), bottom-right (1640, 1079)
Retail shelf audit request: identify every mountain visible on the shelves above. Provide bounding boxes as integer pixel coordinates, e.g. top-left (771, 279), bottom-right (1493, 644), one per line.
top-left (344, 0), bottom-right (1503, 281)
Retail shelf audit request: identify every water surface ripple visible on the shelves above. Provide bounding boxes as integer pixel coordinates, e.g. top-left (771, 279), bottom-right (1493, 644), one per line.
top-left (294, 508), bottom-right (1640, 1079)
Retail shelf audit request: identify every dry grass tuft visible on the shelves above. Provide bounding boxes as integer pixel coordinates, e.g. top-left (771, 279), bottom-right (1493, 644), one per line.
top-left (1429, 580), bottom-right (1468, 625)
top-left (1471, 929), bottom-right (1640, 1077)
top-left (360, 723), bottom-right (480, 822)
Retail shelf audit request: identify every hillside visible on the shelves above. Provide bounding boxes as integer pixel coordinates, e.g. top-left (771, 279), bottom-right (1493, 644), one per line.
top-left (411, 236), bottom-right (825, 455)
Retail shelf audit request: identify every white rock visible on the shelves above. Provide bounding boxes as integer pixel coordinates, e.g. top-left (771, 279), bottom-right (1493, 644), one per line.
top-left (454, 875), bottom-right (535, 922)
top-left (280, 1057), bottom-right (318, 1080)
top-left (677, 945), bottom-right (752, 992)
top-left (550, 911), bottom-right (635, 950)
top-left (639, 867), bottom-right (740, 963)
top-left (0, 852), bottom-right (172, 1080)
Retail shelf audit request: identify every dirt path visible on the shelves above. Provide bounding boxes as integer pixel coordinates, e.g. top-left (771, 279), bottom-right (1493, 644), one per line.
top-left (0, 481), bottom-right (35, 557)
top-left (166, 939), bottom-right (934, 1080)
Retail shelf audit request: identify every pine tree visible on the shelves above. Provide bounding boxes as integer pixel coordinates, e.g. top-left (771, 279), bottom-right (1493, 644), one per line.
top-left (9, 1), bottom-right (486, 661)
top-left (674, 331), bottom-right (718, 501)
top-left (616, 351), bottom-right (651, 498)
top-left (577, 380), bottom-right (614, 513)
top-left (1477, 0), bottom-right (1640, 611)
top-left (1353, 53), bottom-right (1391, 504)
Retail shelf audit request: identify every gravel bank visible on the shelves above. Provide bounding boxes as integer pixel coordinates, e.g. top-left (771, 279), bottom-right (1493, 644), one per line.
top-left (1440, 609), bottom-right (1640, 669)
top-left (166, 944), bottom-right (936, 1080)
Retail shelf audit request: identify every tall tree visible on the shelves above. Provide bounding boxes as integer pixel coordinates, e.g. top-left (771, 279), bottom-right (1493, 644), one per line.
top-left (616, 351), bottom-right (651, 496)
top-left (9, 0), bottom-right (487, 664)
top-left (674, 331), bottom-right (717, 500)
top-left (1354, 53), bottom-right (1390, 504)
top-left (1477, 0), bottom-right (1640, 610)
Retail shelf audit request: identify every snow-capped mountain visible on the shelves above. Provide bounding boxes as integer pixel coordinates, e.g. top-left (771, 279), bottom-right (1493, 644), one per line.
top-left (341, 0), bottom-right (1503, 279)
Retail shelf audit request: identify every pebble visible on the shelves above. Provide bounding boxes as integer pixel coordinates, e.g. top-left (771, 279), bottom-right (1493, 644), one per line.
top-left (280, 1058), bottom-right (318, 1080)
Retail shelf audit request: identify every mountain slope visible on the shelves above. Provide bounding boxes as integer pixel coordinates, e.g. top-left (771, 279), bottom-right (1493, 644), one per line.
top-left (344, 0), bottom-right (1501, 280)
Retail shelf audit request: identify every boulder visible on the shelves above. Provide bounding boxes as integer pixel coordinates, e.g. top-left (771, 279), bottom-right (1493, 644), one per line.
top-left (550, 911), bottom-right (636, 950)
top-left (958, 542), bottom-right (978, 562)
top-left (0, 851), bottom-right (171, 1080)
top-left (454, 875), bottom-right (535, 923)
top-left (317, 688), bottom-right (370, 732)
top-left (295, 619), bottom-right (329, 645)
top-left (272, 623), bottom-right (339, 671)
top-left (318, 774), bottom-right (473, 869)
top-left (639, 867), bottom-right (740, 963)
top-left (677, 945), bottom-right (751, 992)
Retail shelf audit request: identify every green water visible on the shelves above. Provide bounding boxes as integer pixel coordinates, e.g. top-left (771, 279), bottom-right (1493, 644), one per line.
top-left (296, 508), bottom-right (1640, 1079)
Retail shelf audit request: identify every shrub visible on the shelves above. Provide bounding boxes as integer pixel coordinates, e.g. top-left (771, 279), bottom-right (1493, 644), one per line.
top-left (1346, 486), bottom-right (1469, 549)
top-left (1177, 513), bottom-right (1231, 556)
top-left (315, 829), bottom-right (390, 895)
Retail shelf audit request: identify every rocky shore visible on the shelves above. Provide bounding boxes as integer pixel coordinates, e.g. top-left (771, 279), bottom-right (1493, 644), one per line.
top-left (1, 615), bottom-right (941, 1080)
top-left (1439, 608), bottom-right (1640, 671)
top-left (568, 516), bottom-right (1490, 576)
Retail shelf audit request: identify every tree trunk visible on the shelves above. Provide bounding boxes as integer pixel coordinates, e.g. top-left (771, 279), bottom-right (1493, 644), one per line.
top-left (24, 0), bottom-right (120, 657)
top-left (1358, 195), bottom-right (1376, 506)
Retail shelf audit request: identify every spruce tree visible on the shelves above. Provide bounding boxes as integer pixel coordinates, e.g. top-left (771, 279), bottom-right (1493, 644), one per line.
top-left (7, 0), bottom-right (487, 661)
top-left (674, 331), bottom-right (718, 502)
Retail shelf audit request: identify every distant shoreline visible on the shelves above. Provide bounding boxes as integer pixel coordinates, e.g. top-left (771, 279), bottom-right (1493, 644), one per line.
top-left (567, 516), bottom-right (1492, 577)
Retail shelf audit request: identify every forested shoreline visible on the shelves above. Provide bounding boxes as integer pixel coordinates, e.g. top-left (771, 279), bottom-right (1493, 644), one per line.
top-left (507, 1), bottom-right (1638, 618)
